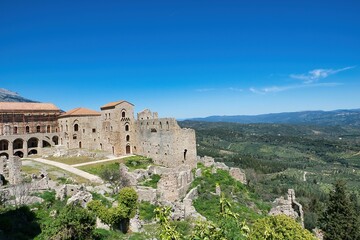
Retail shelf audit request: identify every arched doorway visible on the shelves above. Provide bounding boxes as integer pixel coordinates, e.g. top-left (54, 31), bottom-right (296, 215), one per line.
top-left (13, 139), bottom-right (24, 150)
top-left (0, 140), bottom-right (9, 151)
top-left (126, 145), bottom-right (131, 154)
top-left (52, 136), bottom-right (59, 145)
top-left (79, 142), bottom-right (82, 149)
top-left (28, 138), bottom-right (39, 148)
top-left (28, 149), bottom-right (38, 155)
top-left (0, 152), bottom-right (9, 159)
top-left (14, 151), bottom-right (24, 158)
top-left (42, 140), bottom-right (51, 148)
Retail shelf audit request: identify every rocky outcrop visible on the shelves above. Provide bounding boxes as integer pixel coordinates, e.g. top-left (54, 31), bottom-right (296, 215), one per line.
top-left (269, 189), bottom-right (304, 227)
top-left (67, 191), bottom-right (93, 208)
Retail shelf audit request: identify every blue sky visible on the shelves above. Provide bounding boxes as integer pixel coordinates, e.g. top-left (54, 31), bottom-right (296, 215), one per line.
top-left (0, 0), bottom-right (359, 118)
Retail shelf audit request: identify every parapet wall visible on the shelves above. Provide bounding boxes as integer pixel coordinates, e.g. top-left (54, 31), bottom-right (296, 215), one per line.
top-left (135, 118), bottom-right (197, 168)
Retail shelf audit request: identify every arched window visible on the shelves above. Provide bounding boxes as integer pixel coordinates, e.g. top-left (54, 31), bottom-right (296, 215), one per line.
top-left (126, 135), bottom-right (130, 141)
top-left (36, 126), bottom-right (41, 133)
top-left (13, 126), bottom-right (18, 134)
top-left (74, 124), bottom-right (79, 132)
top-left (125, 124), bottom-right (129, 131)
top-left (122, 111), bottom-right (126, 118)
top-left (26, 126), bottom-right (30, 133)
top-left (47, 125), bottom-right (51, 133)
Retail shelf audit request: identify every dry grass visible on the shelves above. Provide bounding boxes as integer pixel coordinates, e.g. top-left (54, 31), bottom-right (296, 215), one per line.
top-left (21, 160), bottom-right (89, 184)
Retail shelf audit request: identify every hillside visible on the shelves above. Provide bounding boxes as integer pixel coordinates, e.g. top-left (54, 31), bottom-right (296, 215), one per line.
top-left (189, 109), bottom-right (360, 126)
top-left (0, 88), bottom-right (37, 102)
top-left (179, 120), bottom-right (360, 230)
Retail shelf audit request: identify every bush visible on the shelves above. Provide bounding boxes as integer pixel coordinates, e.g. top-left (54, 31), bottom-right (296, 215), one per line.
top-left (138, 201), bottom-right (157, 221)
top-left (248, 215), bottom-right (316, 240)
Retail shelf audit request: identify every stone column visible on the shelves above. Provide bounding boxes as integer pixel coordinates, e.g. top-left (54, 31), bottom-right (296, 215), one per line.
top-left (8, 156), bottom-right (21, 184)
top-left (8, 140), bottom-right (13, 158)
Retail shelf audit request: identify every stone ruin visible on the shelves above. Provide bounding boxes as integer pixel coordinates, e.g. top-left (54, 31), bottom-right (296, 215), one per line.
top-left (0, 156), bottom-right (22, 185)
top-left (197, 156), bottom-right (247, 184)
top-left (269, 189), bottom-right (304, 227)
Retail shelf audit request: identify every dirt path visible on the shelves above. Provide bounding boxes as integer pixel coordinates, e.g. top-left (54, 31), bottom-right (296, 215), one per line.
top-left (71, 155), bottom-right (134, 167)
top-left (24, 158), bottom-right (104, 184)
top-left (303, 171), bottom-right (308, 182)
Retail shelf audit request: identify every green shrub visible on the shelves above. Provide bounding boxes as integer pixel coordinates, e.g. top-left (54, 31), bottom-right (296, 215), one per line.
top-left (138, 201), bottom-right (157, 221)
top-left (248, 215), bottom-right (316, 240)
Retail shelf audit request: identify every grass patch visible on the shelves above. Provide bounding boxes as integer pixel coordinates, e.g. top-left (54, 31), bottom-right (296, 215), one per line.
top-left (78, 156), bottom-right (153, 176)
top-left (138, 201), bottom-right (157, 221)
top-left (192, 167), bottom-right (268, 223)
top-left (78, 161), bottom-right (122, 176)
top-left (140, 174), bottom-right (161, 189)
top-left (124, 156), bottom-right (153, 171)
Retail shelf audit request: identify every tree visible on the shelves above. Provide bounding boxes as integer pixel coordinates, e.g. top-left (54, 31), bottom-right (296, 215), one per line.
top-left (320, 181), bottom-right (360, 240)
top-left (87, 187), bottom-right (138, 233)
top-left (248, 215), bottom-right (316, 240)
top-left (100, 167), bottom-right (129, 194)
top-left (40, 204), bottom-right (96, 240)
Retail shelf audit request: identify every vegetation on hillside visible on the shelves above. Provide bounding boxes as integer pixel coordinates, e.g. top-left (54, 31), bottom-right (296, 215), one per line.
top-left (180, 121), bottom-right (360, 231)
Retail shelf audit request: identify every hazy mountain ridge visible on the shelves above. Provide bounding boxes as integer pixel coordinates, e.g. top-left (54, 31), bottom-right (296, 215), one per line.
top-left (0, 88), bottom-right (38, 102)
top-left (189, 109), bottom-right (360, 126)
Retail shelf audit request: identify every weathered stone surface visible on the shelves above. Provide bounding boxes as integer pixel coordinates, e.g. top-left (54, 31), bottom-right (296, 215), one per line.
top-left (96, 217), bottom-right (110, 230)
top-left (269, 189), bottom-right (304, 227)
top-left (136, 186), bottom-right (157, 203)
top-left (195, 168), bottom-right (202, 177)
top-left (67, 191), bottom-right (93, 208)
top-left (229, 167), bottom-right (246, 184)
top-left (56, 184), bottom-right (84, 201)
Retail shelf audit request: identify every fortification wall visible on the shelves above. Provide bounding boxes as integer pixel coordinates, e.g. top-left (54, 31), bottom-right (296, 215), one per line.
top-left (135, 117), bottom-right (197, 168)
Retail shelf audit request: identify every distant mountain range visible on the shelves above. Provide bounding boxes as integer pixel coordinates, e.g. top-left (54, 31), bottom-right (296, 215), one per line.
top-left (0, 88), bottom-right (37, 102)
top-left (188, 109), bottom-right (360, 126)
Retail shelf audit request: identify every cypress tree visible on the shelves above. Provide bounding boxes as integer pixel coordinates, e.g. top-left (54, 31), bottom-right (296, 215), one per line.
top-left (320, 181), bottom-right (360, 240)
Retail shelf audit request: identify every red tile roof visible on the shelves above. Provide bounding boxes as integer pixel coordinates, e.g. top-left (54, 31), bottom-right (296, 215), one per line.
top-left (59, 107), bottom-right (101, 117)
top-left (100, 100), bottom-right (134, 110)
top-left (0, 102), bottom-right (60, 111)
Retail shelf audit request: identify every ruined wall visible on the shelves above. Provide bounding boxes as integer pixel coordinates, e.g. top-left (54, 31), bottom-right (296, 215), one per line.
top-left (135, 110), bottom-right (197, 168)
top-left (0, 156), bottom-right (21, 185)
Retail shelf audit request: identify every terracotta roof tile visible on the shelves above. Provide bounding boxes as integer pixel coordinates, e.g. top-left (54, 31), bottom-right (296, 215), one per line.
top-left (0, 102), bottom-right (60, 111)
top-left (100, 100), bottom-right (134, 110)
top-left (60, 107), bottom-right (101, 117)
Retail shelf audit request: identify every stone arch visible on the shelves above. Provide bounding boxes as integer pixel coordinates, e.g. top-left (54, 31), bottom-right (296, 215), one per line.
top-left (0, 139), bottom-right (9, 151)
top-left (13, 138), bottom-right (24, 150)
top-left (14, 151), bottom-right (24, 158)
top-left (0, 152), bottom-right (9, 159)
top-left (28, 149), bottom-right (38, 155)
top-left (52, 136), bottom-right (59, 145)
top-left (28, 137), bottom-right (39, 148)
top-left (42, 140), bottom-right (51, 148)
top-left (126, 144), bottom-right (131, 154)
